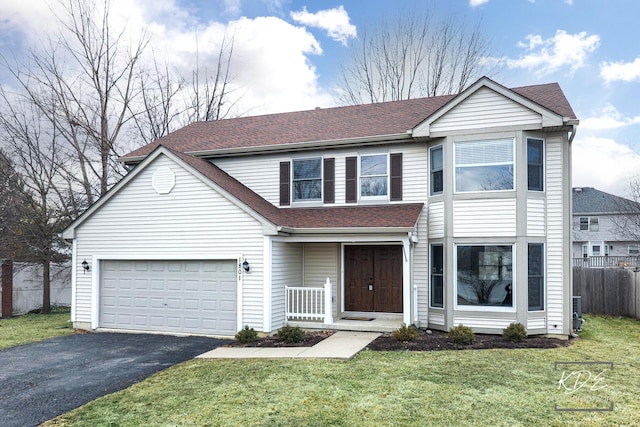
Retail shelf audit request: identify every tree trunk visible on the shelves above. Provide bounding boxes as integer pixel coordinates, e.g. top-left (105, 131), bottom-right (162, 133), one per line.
top-left (42, 260), bottom-right (51, 314)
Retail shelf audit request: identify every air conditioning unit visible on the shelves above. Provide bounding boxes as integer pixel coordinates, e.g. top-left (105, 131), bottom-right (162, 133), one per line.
top-left (573, 296), bottom-right (585, 332)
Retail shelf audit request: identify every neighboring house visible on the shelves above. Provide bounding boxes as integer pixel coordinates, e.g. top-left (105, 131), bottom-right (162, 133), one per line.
top-left (572, 187), bottom-right (640, 265)
top-left (62, 77), bottom-right (578, 338)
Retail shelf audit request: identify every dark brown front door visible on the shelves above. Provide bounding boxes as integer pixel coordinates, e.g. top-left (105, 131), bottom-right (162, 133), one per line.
top-left (344, 245), bottom-right (403, 313)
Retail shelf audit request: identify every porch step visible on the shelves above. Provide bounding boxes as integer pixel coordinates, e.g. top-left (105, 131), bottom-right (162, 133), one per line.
top-left (288, 317), bottom-right (402, 333)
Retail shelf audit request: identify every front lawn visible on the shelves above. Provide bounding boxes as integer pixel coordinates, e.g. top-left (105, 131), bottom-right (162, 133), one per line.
top-left (47, 315), bottom-right (640, 426)
top-left (0, 307), bottom-right (73, 350)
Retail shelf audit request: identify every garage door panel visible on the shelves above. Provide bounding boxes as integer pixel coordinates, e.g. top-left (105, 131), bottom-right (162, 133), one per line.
top-left (100, 260), bottom-right (237, 335)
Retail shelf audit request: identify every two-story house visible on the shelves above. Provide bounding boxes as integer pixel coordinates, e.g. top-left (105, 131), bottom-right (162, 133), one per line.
top-left (62, 77), bottom-right (578, 337)
top-left (572, 186), bottom-right (640, 266)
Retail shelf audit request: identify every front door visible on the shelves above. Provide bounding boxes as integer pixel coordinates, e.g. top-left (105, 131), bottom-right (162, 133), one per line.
top-left (344, 245), bottom-right (403, 313)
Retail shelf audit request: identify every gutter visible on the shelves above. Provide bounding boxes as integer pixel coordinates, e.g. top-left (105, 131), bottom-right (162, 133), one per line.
top-left (277, 226), bottom-right (417, 235)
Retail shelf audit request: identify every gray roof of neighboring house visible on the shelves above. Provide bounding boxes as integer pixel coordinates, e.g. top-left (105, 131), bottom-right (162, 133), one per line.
top-left (572, 187), bottom-right (640, 214)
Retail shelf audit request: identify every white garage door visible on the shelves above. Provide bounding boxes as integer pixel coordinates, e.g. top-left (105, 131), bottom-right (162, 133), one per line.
top-left (100, 260), bottom-right (237, 336)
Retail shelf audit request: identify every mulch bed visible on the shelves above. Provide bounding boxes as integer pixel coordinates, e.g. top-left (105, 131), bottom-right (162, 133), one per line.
top-left (224, 328), bottom-right (573, 351)
top-left (225, 330), bottom-right (335, 348)
top-left (367, 328), bottom-right (573, 351)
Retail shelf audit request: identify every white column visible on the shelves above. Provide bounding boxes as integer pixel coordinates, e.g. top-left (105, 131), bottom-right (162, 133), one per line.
top-left (324, 277), bottom-right (333, 324)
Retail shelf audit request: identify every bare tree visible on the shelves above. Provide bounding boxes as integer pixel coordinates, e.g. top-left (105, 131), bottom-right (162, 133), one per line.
top-left (3, 0), bottom-right (149, 204)
top-left (0, 91), bottom-right (77, 314)
top-left (337, 11), bottom-right (492, 104)
top-left (610, 177), bottom-right (640, 243)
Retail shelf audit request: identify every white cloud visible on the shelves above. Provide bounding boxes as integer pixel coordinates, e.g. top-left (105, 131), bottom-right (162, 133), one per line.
top-left (290, 6), bottom-right (356, 46)
top-left (572, 136), bottom-right (640, 196)
top-left (581, 104), bottom-right (640, 131)
top-left (499, 30), bottom-right (600, 76)
top-left (600, 57), bottom-right (640, 83)
top-left (0, 0), bottom-right (334, 116)
top-left (469, 0), bottom-right (490, 6)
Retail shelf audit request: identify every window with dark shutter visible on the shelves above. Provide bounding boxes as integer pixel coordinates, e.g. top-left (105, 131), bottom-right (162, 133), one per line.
top-left (323, 158), bottom-right (335, 204)
top-left (390, 153), bottom-right (402, 201)
top-left (279, 161), bottom-right (290, 206)
top-left (345, 156), bottom-right (357, 203)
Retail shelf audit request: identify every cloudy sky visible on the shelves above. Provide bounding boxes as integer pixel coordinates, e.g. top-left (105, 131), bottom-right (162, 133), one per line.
top-left (1, 0), bottom-right (639, 197)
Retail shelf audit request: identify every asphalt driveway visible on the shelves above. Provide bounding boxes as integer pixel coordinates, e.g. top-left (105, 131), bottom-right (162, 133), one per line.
top-left (0, 332), bottom-right (229, 427)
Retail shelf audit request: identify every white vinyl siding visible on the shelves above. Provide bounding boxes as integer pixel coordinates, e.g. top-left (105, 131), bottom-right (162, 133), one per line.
top-left (452, 315), bottom-right (516, 330)
top-left (73, 155), bottom-right (265, 330)
top-left (545, 138), bottom-right (565, 333)
top-left (527, 198), bottom-right (546, 236)
top-left (527, 317), bottom-right (546, 330)
top-left (271, 241), bottom-right (302, 330)
top-left (214, 143), bottom-right (427, 207)
top-left (303, 243), bottom-right (339, 318)
top-left (430, 87), bottom-right (541, 134)
top-left (428, 312), bottom-right (445, 326)
top-left (428, 202), bottom-right (445, 238)
top-left (453, 199), bottom-right (517, 237)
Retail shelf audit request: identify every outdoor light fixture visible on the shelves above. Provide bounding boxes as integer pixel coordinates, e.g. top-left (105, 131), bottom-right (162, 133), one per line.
top-left (82, 259), bottom-right (90, 273)
top-left (242, 259), bottom-right (250, 273)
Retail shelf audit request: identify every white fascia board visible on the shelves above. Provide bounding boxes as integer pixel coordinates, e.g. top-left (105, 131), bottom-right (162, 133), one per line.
top-left (279, 226), bottom-right (416, 235)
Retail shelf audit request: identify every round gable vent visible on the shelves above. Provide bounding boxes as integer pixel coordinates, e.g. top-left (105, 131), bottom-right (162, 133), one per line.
top-left (152, 166), bottom-right (176, 194)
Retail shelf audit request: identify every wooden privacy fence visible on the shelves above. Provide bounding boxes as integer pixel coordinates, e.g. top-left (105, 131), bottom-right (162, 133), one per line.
top-left (573, 267), bottom-right (640, 319)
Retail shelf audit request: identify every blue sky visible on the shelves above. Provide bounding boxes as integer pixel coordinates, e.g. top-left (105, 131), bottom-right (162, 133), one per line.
top-left (1, 0), bottom-right (640, 196)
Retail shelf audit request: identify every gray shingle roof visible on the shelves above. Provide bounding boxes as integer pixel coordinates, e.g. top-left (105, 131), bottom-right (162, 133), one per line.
top-left (123, 80), bottom-right (576, 161)
top-left (572, 187), bottom-right (640, 214)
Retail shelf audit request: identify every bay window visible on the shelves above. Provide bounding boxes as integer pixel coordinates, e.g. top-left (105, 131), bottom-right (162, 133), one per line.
top-left (456, 245), bottom-right (513, 308)
top-left (455, 139), bottom-right (514, 192)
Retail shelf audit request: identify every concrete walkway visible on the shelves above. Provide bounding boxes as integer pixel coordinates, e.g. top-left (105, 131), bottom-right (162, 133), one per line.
top-left (196, 331), bottom-right (380, 360)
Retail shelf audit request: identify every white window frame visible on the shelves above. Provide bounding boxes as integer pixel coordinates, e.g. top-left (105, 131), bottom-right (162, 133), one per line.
top-left (629, 244), bottom-right (640, 255)
top-left (527, 243), bottom-right (545, 312)
top-left (429, 244), bottom-right (444, 309)
top-left (454, 138), bottom-right (515, 193)
top-left (454, 243), bottom-right (516, 312)
top-left (430, 145), bottom-right (444, 196)
top-left (526, 137), bottom-right (545, 192)
top-left (291, 157), bottom-right (323, 203)
top-left (359, 153), bottom-right (389, 201)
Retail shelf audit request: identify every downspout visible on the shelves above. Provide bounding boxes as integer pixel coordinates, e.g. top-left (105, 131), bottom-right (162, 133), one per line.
top-left (569, 123), bottom-right (577, 144)
top-left (409, 231), bottom-right (419, 325)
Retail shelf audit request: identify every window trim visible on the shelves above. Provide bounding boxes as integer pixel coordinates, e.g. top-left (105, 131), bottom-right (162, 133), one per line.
top-left (454, 243), bottom-right (516, 312)
top-left (359, 153), bottom-right (389, 201)
top-left (527, 243), bottom-right (545, 312)
top-left (629, 244), bottom-right (640, 255)
top-left (430, 145), bottom-right (443, 195)
top-left (579, 216), bottom-right (599, 232)
top-left (527, 137), bottom-right (544, 192)
top-left (454, 138), bottom-right (515, 193)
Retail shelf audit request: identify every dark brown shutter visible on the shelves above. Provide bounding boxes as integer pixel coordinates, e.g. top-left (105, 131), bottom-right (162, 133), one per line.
top-left (390, 153), bottom-right (403, 201)
top-left (323, 158), bottom-right (335, 204)
top-left (345, 156), bottom-right (357, 203)
top-left (279, 161), bottom-right (290, 206)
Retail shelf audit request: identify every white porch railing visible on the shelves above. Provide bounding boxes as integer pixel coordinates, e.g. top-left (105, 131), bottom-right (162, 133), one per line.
top-left (285, 278), bottom-right (333, 324)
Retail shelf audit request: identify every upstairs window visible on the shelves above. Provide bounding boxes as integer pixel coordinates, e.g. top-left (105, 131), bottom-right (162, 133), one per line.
top-left (629, 244), bottom-right (639, 255)
top-left (430, 146), bottom-right (443, 195)
top-left (527, 138), bottom-right (544, 191)
top-left (455, 139), bottom-right (514, 192)
top-left (579, 216), bottom-right (599, 231)
top-left (360, 154), bottom-right (388, 198)
top-left (292, 158), bottom-right (322, 201)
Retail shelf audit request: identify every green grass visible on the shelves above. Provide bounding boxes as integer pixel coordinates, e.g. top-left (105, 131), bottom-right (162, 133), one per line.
top-left (0, 306), bottom-right (73, 350)
top-left (46, 315), bottom-right (640, 426)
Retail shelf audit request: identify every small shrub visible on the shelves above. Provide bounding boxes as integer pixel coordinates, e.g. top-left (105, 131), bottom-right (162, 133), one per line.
top-left (393, 324), bottom-right (418, 342)
top-left (503, 322), bottom-right (527, 342)
top-left (276, 325), bottom-right (305, 343)
top-left (235, 325), bottom-right (258, 343)
top-left (448, 324), bottom-right (475, 344)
